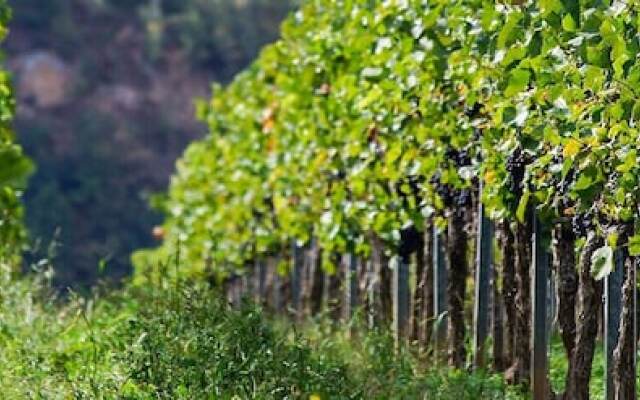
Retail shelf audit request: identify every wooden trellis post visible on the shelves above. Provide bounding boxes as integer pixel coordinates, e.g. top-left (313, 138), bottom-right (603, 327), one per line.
top-left (307, 239), bottom-right (325, 315)
top-left (547, 269), bottom-right (556, 332)
top-left (271, 257), bottom-right (283, 313)
top-left (473, 193), bottom-right (493, 369)
top-left (344, 253), bottom-right (358, 323)
top-left (291, 243), bottom-right (303, 318)
top-left (531, 215), bottom-right (549, 399)
top-left (322, 255), bottom-right (343, 321)
top-left (604, 249), bottom-right (624, 400)
top-left (301, 244), bottom-right (313, 316)
top-left (229, 274), bottom-right (242, 308)
top-left (433, 226), bottom-right (447, 361)
top-left (241, 267), bottom-right (251, 300)
top-left (492, 255), bottom-right (505, 371)
top-left (254, 259), bottom-right (267, 305)
top-left (365, 259), bottom-right (376, 329)
top-left (393, 255), bottom-right (410, 345)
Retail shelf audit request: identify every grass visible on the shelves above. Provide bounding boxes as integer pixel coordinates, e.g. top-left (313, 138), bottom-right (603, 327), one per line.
top-left (0, 266), bottom-right (526, 399)
top-left (290, 316), bottom-right (527, 399)
top-left (7, 263), bottom-right (635, 399)
top-left (0, 268), bottom-right (137, 398)
top-left (548, 334), bottom-right (604, 398)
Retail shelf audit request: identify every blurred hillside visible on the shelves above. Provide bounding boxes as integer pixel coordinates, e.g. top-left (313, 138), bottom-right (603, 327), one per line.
top-left (6, 0), bottom-right (294, 288)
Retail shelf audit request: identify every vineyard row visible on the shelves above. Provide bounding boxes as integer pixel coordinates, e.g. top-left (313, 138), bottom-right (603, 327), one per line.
top-left (135, 1), bottom-right (640, 399)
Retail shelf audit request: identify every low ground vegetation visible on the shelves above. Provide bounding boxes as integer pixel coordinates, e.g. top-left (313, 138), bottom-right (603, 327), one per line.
top-left (1, 269), bottom-right (524, 399)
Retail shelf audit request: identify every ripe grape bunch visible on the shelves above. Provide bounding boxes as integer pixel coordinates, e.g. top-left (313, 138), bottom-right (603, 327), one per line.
top-left (445, 148), bottom-right (472, 168)
top-left (430, 172), bottom-right (453, 206)
top-left (505, 147), bottom-right (528, 197)
top-left (571, 210), bottom-right (595, 237)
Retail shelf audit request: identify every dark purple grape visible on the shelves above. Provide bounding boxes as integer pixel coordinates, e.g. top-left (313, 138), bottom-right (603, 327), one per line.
top-left (455, 189), bottom-right (471, 207)
top-left (571, 211), bottom-right (594, 237)
top-left (464, 102), bottom-right (482, 118)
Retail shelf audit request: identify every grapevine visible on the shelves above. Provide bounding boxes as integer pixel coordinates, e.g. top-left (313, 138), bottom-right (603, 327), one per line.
top-left (130, 0), bottom-right (640, 395)
top-left (0, 1), bottom-right (32, 267)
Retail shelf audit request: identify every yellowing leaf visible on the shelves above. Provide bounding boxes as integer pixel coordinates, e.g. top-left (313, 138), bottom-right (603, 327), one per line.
top-left (484, 170), bottom-right (497, 185)
top-left (563, 139), bottom-right (581, 158)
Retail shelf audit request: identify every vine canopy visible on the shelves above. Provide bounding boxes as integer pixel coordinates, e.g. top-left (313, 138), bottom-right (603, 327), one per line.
top-left (135, 0), bottom-right (640, 281)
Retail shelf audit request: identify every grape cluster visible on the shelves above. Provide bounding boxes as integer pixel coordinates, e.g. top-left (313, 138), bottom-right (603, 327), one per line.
top-left (506, 148), bottom-right (526, 175)
top-left (571, 210), bottom-right (595, 237)
top-left (430, 173), bottom-right (452, 205)
top-left (455, 188), bottom-right (472, 208)
top-left (395, 175), bottom-right (424, 208)
top-left (464, 102), bottom-right (482, 118)
top-left (430, 173), bottom-right (471, 208)
top-left (505, 147), bottom-right (528, 197)
top-left (546, 154), bottom-right (577, 209)
top-left (605, 172), bottom-right (620, 192)
top-left (399, 223), bottom-right (422, 258)
top-left (445, 148), bottom-right (472, 167)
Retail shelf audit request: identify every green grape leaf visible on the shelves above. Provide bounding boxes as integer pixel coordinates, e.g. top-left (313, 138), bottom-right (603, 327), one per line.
top-left (505, 69), bottom-right (530, 97)
top-left (628, 235), bottom-right (640, 256)
top-left (591, 245), bottom-right (614, 281)
top-left (516, 191), bottom-right (530, 223)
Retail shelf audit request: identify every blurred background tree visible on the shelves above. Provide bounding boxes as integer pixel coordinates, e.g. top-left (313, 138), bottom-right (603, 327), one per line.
top-left (6, 0), bottom-right (295, 288)
top-left (140, 0), bottom-right (293, 77)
